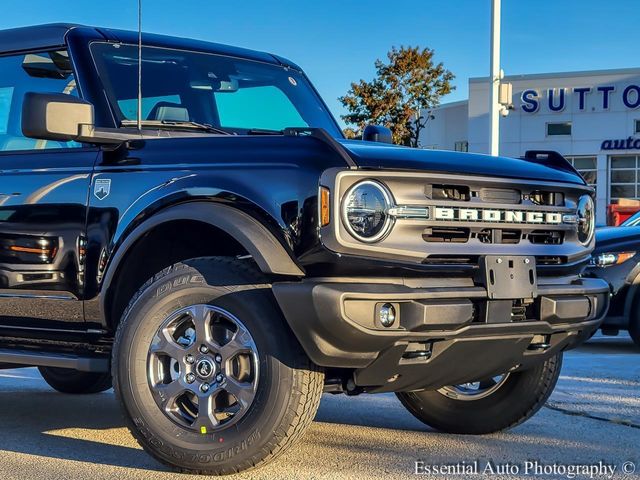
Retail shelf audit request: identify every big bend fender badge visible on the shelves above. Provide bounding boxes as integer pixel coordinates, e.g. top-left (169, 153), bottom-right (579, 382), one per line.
top-left (94, 178), bottom-right (111, 200)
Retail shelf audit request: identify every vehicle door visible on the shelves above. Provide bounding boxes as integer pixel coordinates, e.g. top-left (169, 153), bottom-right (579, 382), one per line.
top-left (0, 48), bottom-right (98, 332)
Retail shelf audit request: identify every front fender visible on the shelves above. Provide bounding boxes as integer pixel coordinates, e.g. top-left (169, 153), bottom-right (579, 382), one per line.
top-left (105, 201), bottom-right (304, 281)
top-left (92, 200), bottom-right (305, 328)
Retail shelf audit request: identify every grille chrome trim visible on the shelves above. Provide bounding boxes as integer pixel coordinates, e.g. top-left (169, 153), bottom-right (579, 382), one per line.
top-left (387, 206), bottom-right (430, 218)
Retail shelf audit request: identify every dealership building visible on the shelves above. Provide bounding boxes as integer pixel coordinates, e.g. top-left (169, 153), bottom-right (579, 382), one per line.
top-left (420, 68), bottom-right (640, 225)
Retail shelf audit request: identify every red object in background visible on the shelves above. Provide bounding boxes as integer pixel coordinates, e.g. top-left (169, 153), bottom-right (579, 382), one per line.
top-left (607, 204), bottom-right (640, 226)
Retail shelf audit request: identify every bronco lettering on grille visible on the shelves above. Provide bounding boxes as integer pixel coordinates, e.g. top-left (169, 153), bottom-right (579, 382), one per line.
top-left (434, 207), bottom-right (563, 224)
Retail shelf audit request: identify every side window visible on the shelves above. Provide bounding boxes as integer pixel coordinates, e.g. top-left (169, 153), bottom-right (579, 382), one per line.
top-left (214, 85), bottom-right (308, 131)
top-left (0, 50), bottom-right (81, 152)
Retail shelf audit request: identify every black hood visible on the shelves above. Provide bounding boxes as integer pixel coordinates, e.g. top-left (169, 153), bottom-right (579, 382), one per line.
top-left (594, 226), bottom-right (640, 253)
top-left (339, 140), bottom-right (585, 185)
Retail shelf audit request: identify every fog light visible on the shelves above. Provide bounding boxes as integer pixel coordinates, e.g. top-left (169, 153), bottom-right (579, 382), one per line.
top-left (379, 303), bottom-right (396, 327)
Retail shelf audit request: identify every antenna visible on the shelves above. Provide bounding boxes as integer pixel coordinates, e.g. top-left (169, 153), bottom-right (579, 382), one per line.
top-left (136, 0), bottom-right (143, 131)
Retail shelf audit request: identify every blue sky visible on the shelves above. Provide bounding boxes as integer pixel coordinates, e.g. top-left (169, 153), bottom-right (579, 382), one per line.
top-left (2, 0), bottom-right (638, 123)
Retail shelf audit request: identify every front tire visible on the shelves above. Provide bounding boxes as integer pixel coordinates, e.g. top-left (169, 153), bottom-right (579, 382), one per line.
top-left (38, 367), bottom-right (112, 394)
top-left (397, 353), bottom-right (562, 434)
top-left (112, 257), bottom-right (323, 475)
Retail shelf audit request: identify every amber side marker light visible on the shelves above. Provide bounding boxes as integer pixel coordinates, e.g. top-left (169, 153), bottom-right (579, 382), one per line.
top-left (320, 187), bottom-right (331, 227)
top-left (10, 245), bottom-right (54, 255)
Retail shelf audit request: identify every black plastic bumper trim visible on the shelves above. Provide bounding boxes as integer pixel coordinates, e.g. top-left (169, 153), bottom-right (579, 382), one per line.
top-left (273, 277), bottom-right (609, 369)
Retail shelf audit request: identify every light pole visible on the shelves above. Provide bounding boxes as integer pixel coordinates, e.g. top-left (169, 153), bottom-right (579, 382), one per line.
top-left (489, 0), bottom-right (501, 156)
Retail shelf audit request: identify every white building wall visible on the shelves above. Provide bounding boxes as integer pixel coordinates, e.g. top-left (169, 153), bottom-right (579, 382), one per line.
top-left (420, 100), bottom-right (468, 150)
top-left (468, 69), bottom-right (640, 158)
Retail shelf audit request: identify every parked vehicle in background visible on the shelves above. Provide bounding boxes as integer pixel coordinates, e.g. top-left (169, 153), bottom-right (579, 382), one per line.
top-left (587, 224), bottom-right (640, 346)
top-left (0, 23), bottom-right (609, 475)
top-left (607, 200), bottom-right (640, 226)
top-left (621, 210), bottom-right (640, 227)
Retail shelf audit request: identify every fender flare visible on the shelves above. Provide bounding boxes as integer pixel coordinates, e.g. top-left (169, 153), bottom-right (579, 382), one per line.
top-left (101, 202), bottom-right (305, 308)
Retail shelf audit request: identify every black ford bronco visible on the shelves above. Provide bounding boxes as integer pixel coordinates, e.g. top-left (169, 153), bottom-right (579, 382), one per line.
top-left (0, 24), bottom-right (608, 475)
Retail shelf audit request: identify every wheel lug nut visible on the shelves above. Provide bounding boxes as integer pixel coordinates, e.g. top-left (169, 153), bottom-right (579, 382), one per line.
top-left (215, 354), bottom-right (222, 363)
top-left (185, 354), bottom-right (195, 364)
top-left (186, 373), bottom-right (196, 384)
top-left (199, 345), bottom-right (209, 354)
top-left (216, 373), bottom-right (225, 383)
top-left (200, 382), bottom-right (211, 393)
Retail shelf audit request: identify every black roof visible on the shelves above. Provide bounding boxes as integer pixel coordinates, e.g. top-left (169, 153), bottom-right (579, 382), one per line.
top-left (0, 23), bottom-right (78, 53)
top-left (0, 23), bottom-right (300, 69)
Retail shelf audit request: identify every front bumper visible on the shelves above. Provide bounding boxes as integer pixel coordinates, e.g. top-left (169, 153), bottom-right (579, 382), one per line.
top-left (272, 276), bottom-right (609, 392)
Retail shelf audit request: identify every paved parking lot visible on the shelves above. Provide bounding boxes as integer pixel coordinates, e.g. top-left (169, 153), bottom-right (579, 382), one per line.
top-left (0, 334), bottom-right (638, 480)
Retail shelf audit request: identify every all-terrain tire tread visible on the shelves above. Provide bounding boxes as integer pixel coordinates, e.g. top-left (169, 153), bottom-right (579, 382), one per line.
top-left (495, 354), bottom-right (561, 432)
top-left (113, 257), bottom-right (323, 475)
top-left (398, 354), bottom-right (562, 435)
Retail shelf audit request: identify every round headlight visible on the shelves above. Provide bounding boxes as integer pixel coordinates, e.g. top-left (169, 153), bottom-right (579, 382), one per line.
top-left (342, 180), bottom-right (393, 242)
top-left (576, 195), bottom-right (595, 245)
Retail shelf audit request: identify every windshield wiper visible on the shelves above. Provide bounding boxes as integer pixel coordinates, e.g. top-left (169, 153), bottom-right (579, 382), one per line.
top-left (121, 120), bottom-right (233, 135)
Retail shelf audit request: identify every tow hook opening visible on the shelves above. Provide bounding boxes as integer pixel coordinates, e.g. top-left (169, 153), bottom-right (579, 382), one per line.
top-left (402, 342), bottom-right (433, 361)
top-left (528, 334), bottom-right (551, 351)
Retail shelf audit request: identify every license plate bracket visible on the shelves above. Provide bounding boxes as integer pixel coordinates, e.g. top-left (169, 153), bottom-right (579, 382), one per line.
top-left (481, 255), bottom-right (537, 300)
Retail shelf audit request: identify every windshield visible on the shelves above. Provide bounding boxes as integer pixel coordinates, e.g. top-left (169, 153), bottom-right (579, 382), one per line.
top-left (90, 42), bottom-right (341, 136)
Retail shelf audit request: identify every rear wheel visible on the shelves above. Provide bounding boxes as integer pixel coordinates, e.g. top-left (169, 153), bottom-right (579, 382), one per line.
top-left (38, 367), bottom-right (112, 394)
top-left (397, 353), bottom-right (562, 434)
top-left (113, 257), bottom-right (323, 475)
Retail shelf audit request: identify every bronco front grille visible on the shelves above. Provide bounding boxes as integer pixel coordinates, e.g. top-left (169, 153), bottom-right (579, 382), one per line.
top-left (467, 229), bottom-right (564, 245)
top-left (328, 169), bottom-right (592, 277)
top-left (480, 187), bottom-right (521, 204)
top-left (422, 227), bottom-right (469, 243)
top-left (427, 184), bottom-right (470, 201)
top-left (528, 190), bottom-right (565, 206)
top-left (476, 229), bottom-right (521, 244)
top-left (529, 230), bottom-right (564, 245)
top-left (412, 179), bottom-right (572, 248)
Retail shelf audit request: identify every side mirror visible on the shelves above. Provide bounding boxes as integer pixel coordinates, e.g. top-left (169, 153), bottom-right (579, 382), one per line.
top-left (362, 125), bottom-right (393, 144)
top-left (22, 92), bottom-right (143, 145)
top-left (22, 92), bottom-right (94, 142)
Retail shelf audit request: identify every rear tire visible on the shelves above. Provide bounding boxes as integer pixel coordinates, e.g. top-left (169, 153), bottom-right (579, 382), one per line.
top-left (397, 353), bottom-right (562, 434)
top-left (38, 367), bottom-right (112, 394)
top-left (112, 257), bottom-right (323, 475)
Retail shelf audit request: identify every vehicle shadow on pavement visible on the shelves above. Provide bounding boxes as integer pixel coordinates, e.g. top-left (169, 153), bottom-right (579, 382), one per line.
top-left (309, 392), bottom-right (636, 479)
top-left (315, 392), bottom-right (430, 432)
top-left (0, 370), bottom-right (167, 472)
top-left (576, 338), bottom-right (639, 355)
